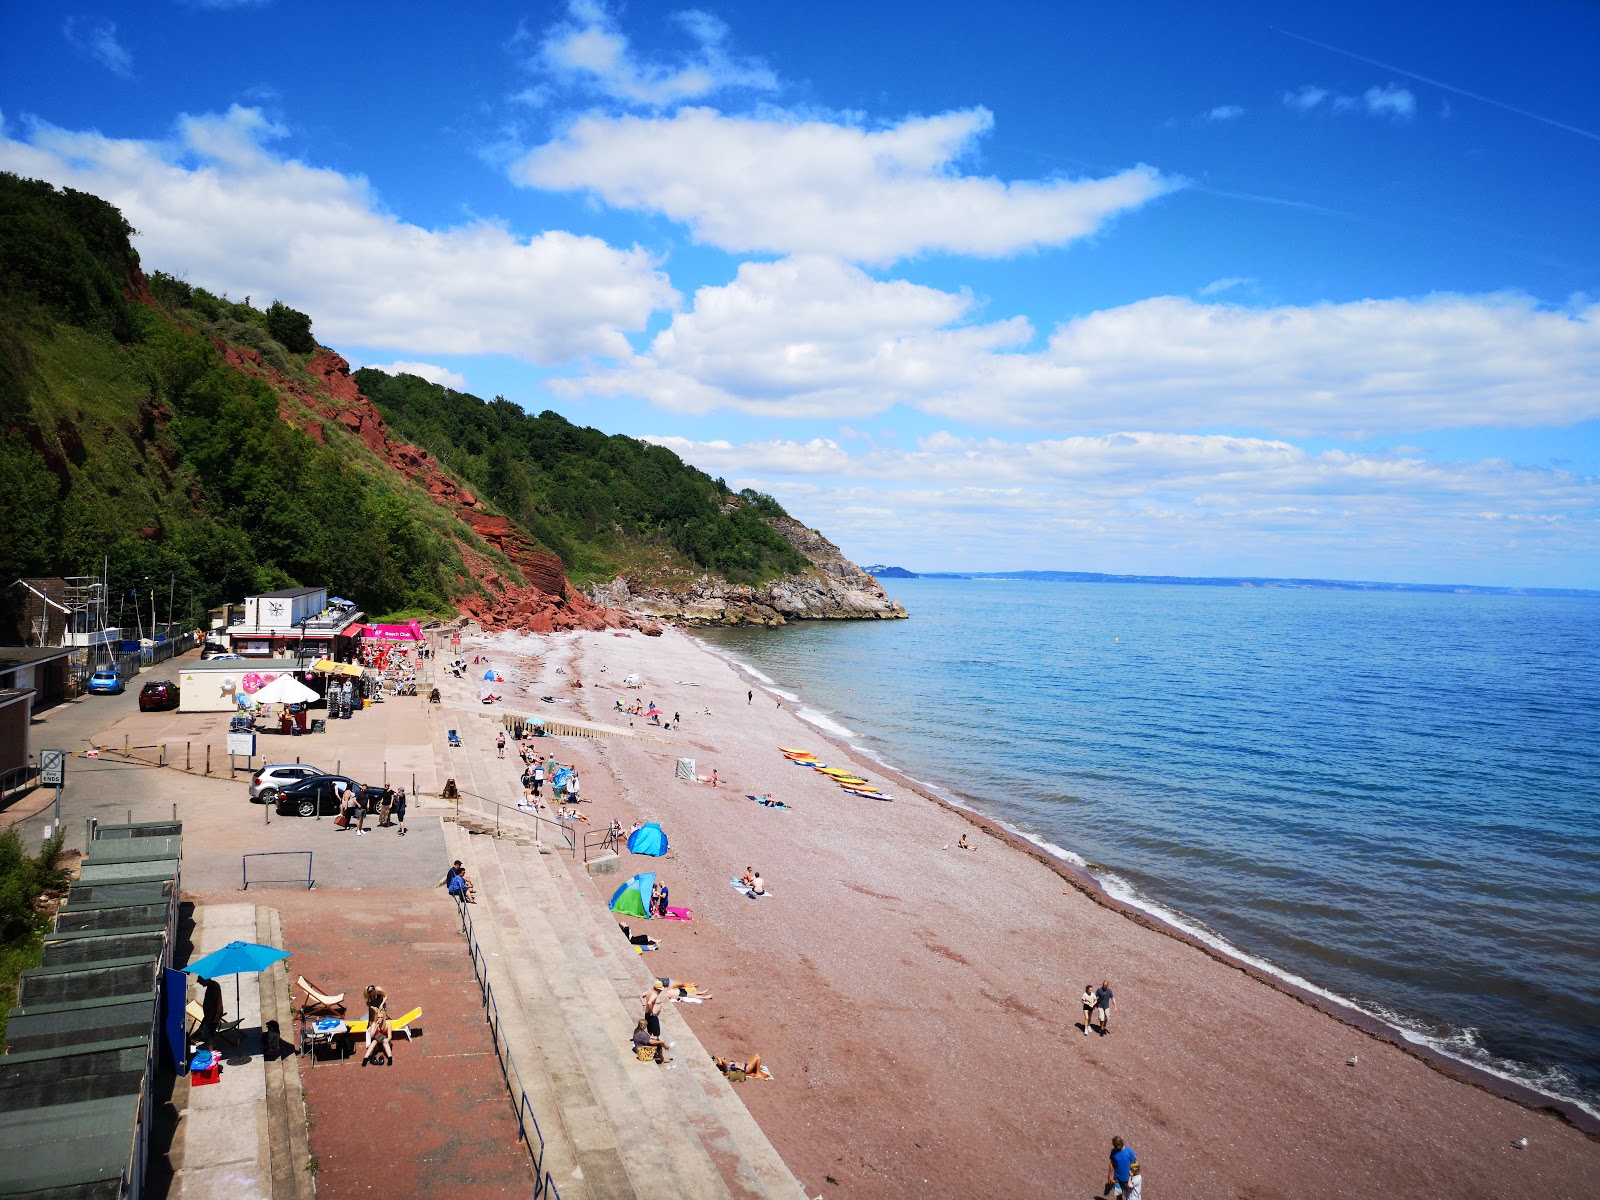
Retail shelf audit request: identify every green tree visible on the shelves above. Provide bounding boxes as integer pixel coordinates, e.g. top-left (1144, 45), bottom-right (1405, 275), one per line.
top-left (265, 301), bottom-right (315, 354)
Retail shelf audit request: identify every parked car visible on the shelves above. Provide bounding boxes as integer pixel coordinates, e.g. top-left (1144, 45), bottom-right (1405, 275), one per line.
top-left (273, 775), bottom-right (383, 818)
top-left (202, 650), bottom-right (243, 661)
top-left (138, 680), bottom-right (180, 711)
top-left (87, 667), bottom-right (125, 695)
top-left (249, 763), bottom-right (330, 803)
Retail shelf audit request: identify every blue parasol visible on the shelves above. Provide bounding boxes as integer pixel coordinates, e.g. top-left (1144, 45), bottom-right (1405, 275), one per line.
top-left (184, 940), bottom-right (292, 1042)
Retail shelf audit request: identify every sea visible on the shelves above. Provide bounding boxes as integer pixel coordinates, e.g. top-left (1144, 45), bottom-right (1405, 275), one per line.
top-left (699, 578), bottom-right (1600, 1117)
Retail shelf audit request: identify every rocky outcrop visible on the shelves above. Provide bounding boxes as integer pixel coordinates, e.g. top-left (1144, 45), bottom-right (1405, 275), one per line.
top-left (586, 516), bottom-right (908, 627)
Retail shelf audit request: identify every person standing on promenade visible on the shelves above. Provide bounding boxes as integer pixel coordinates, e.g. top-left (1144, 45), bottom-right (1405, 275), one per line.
top-left (355, 787), bottom-right (371, 836)
top-left (1106, 1136), bottom-right (1137, 1197)
top-left (1095, 981), bottom-right (1116, 1035)
top-left (394, 787), bottom-right (407, 836)
top-left (496, 731), bottom-right (506, 759)
top-left (533, 758), bottom-right (545, 798)
top-left (1081, 983), bottom-right (1098, 1036)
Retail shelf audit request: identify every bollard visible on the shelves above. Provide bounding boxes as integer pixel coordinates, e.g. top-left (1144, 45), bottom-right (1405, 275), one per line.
top-left (205, 745), bottom-right (211, 776)
top-left (187, 741), bottom-right (191, 771)
top-left (84, 818), bottom-right (93, 847)
top-left (124, 734), bottom-right (129, 755)
top-left (160, 743), bottom-right (166, 768)
top-left (172, 802), bottom-right (177, 821)
top-left (411, 772), bottom-right (415, 796)
top-left (383, 761), bottom-right (388, 785)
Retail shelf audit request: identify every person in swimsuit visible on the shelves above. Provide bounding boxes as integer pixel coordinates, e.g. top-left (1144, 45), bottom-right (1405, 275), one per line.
top-left (360, 984), bottom-right (390, 1065)
top-left (713, 1053), bottom-right (763, 1079)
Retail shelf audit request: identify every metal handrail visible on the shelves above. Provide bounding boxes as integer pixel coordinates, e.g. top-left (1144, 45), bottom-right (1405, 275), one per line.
top-left (454, 892), bottom-right (562, 1199)
top-left (452, 788), bottom-right (578, 857)
top-left (242, 850), bottom-right (313, 890)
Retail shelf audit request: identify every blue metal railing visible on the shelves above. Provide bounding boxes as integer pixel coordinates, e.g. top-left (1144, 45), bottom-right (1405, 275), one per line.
top-left (241, 850), bottom-right (313, 890)
top-left (454, 892), bottom-right (562, 1199)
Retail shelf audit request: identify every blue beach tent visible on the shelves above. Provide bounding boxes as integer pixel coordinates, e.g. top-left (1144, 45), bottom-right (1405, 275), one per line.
top-left (627, 822), bottom-right (669, 857)
top-left (609, 872), bottom-right (656, 919)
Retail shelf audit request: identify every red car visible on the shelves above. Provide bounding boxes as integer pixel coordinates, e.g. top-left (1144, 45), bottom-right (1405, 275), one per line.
top-left (138, 680), bottom-right (180, 711)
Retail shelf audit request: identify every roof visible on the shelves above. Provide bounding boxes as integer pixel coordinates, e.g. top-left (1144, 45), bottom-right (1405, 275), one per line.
top-left (0, 687), bottom-right (34, 710)
top-left (0, 646), bottom-right (74, 667)
top-left (256, 586), bottom-right (324, 599)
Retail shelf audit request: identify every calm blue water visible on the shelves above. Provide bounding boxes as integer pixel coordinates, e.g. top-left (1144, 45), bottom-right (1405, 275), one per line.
top-left (701, 580), bottom-right (1600, 1113)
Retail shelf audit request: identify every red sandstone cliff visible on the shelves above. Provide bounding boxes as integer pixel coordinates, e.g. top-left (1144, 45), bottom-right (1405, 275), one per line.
top-left (217, 341), bottom-right (639, 634)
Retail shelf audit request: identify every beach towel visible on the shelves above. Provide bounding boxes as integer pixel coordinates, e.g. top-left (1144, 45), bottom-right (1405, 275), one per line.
top-left (745, 795), bottom-right (789, 810)
top-left (729, 880), bottom-right (773, 898)
top-left (671, 995), bottom-right (704, 1003)
top-left (662, 906), bottom-right (693, 921)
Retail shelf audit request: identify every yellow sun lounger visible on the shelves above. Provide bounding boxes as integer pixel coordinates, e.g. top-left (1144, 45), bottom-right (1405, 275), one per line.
top-left (345, 1007), bottom-right (423, 1039)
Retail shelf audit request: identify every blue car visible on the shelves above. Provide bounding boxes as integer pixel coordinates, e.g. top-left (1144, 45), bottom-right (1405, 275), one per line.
top-left (87, 667), bottom-right (125, 695)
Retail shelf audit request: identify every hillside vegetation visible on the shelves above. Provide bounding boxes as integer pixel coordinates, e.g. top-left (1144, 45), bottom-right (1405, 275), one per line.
top-left (0, 172), bottom-right (808, 627)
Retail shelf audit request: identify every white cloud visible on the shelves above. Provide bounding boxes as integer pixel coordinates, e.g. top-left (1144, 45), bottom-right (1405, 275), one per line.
top-left (1198, 276), bottom-right (1254, 297)
top-left (515, 107), bottom-right (1176, 264)
top-left (1362, 84), bottom-right (1416, 119)
top-left (565, 257), bottom-right (1600, 435)
top-left (0, 106), bottom-right (676, 362)
top-left (648, 432), bottom-right (1600, 583)
top-left (530, 0), bottom-right (776, 106)
top-left (363, 361), bottom-right (469, 390)
top-left (1283, 85), bottom-right (1330, 112)
top-left (1287, 82), bottom-right (1416, 120)
top-left (62, 16), bottom-right (132, 78)
top-left (1206, 105), bottom-right (1245, 121)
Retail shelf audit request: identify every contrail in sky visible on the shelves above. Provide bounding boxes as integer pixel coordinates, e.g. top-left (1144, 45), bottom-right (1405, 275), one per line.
top-left (1274, 27), bottom-right (1600, 143)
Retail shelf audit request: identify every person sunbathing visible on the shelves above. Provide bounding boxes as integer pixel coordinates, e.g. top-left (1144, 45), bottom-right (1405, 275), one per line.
top-left (748, 871), bottom-right (765, 896)
top-left (713, 1053), bottom-right (763, 1079)
top-left (740, 866), bottom-right (755, 887)
top-left (655, 977), bottom-right (712, 999)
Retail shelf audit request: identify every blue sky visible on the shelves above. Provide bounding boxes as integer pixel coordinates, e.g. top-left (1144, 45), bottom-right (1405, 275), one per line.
top-left (3, 0), bottom-right (1597, 586)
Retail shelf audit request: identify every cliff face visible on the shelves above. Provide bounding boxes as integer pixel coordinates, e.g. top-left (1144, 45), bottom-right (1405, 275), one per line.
top-left (587, 516), bottom-right (908, 626)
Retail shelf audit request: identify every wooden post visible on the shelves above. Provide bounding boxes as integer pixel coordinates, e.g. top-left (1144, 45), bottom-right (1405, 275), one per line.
top-left (186, 742), bottom-right (191, 771)
top-left (205, 744), bottom-right (211, 776)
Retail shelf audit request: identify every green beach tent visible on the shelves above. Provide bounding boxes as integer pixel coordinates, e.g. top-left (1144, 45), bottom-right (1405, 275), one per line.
top-left (609, 872), bottom-right (656, 919)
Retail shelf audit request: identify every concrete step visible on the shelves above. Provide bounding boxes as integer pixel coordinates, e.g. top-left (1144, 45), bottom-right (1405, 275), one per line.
top-left (444, 821), bottom-right (595, 1200)
top-left (488, 834), bottom-right (709, 1198)
top-left (534, 844), bottom-right (807, 1200)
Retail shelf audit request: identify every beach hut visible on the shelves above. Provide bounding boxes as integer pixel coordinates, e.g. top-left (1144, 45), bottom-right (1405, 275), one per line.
top-left (675, 758), bottom-right (696, 781)
top-left (609, 872), bottom-right (656, 919)
top-left (627, 823), bottom-right (669, 857)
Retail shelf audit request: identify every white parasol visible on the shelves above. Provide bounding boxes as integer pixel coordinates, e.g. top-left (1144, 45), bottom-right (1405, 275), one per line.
top-left (251, 674), bottom-right (321, 706)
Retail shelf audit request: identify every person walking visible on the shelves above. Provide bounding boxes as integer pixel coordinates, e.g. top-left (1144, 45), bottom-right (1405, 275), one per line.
top-left (496, 731), bottom-right (506, 759)
top-left (533, 759), bottom-right (545, 798)
top-left (1095, 980), bottom-right (1116, 1035)
top-left (355, 788), bottom-right (370, 836)
top-left (641, 981), bottom-right (667, 1039)
top-left (747, 689), bottom-right (753, 704)
top-left (1081, 983), bottom-right (1098, 1036)
top-left (1106, 1136), bottom-right (1137, 1197)
top-left (568, 771), bottom-right (581, 804)
top-left (394, 787), bottom-right (408, 836)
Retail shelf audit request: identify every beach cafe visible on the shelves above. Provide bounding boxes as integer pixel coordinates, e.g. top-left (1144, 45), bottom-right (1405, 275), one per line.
top-left (223, 588), bottom-right (364, 660)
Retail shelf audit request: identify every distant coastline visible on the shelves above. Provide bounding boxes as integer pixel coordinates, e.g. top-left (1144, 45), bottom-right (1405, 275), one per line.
top-left (862, 565), bottom-right (1600, 598)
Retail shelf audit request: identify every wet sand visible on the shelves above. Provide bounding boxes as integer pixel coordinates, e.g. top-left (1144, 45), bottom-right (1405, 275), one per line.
top-left (478, 626), bottom-right (1600, 1199)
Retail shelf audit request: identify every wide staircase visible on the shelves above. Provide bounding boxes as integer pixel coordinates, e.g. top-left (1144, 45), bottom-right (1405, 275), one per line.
top-left (435, 700), bottom-right (805, 1200)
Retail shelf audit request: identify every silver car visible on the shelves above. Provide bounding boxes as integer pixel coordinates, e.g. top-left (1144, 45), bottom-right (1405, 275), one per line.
top-left (248, 763), bottom-right (328, 803)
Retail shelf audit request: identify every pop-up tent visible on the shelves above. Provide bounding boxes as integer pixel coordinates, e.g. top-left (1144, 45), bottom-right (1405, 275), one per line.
top-left (483, 669), bottom-right (504, 682)
top-left (675, 758), bottom-right (696, 781)
top-left (609, 872), bottom-right (656, 918)
top-left (627, 822), bottom-right (668, 857)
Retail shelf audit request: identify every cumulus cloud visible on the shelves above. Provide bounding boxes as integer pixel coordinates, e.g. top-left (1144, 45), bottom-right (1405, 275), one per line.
top-left (647, 432), bottom-right (1599, 581)
top-left (515, 107), bottom-right (1176, 264)
top-left (1206, 105), bottom-right (1246, 121)
top-left (363, 361), bottom-right (469, 390)
top-left (62, 16), bottom-right (133, 78)
top-left (1361, 84), bottom-right (1416, 119)
top-left (1286, 82), bottom-right (1416, 120)
top-left (0, 106), bottom-right (676, 362)
top-left (529, 0), bottom-right (776, 106)
top-left (565, 258), bottom-right (1600, 435)
top-left (1283, 85), bottom-right (1330, 112)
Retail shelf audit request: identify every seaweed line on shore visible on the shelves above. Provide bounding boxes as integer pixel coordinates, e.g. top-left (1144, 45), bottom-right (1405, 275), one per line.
top-left (693, 634), bottom-right (1600, 1139)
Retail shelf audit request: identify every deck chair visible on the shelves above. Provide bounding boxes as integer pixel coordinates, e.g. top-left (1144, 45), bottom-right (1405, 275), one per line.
top-left (185, 999), bottom-right (242, 1051)
top-left (296, 976), bottom-right (346, 1016)
top-left (347, 1007), bottom-right (422, 1039)
top-left (448, 728), bottom-right (462, 746)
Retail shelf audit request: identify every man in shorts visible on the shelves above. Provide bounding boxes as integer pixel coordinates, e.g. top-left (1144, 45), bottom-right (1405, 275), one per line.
top-left (1094, 980), bottom-right (1116, 1035)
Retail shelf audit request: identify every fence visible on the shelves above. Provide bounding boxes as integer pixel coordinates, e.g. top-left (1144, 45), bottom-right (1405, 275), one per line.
top-left (0, 763), bottom-right (40, 806)
top-left (453, 892), bottom-right (563, 1199)
top-left (241, 850), bottom-right (314, 890)
top-left (451, 789), bottom-right (577, 857)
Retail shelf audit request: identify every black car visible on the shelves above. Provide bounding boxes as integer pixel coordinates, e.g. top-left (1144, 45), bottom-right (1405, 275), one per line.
top-left (138, 680), bottom-right (180, 711)
top-left (273, 775), bottom-right (385, 818)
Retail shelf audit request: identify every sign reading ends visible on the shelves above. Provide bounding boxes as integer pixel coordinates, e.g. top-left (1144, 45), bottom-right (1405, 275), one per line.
top-left (39, 749), bottom-right (66, 786)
